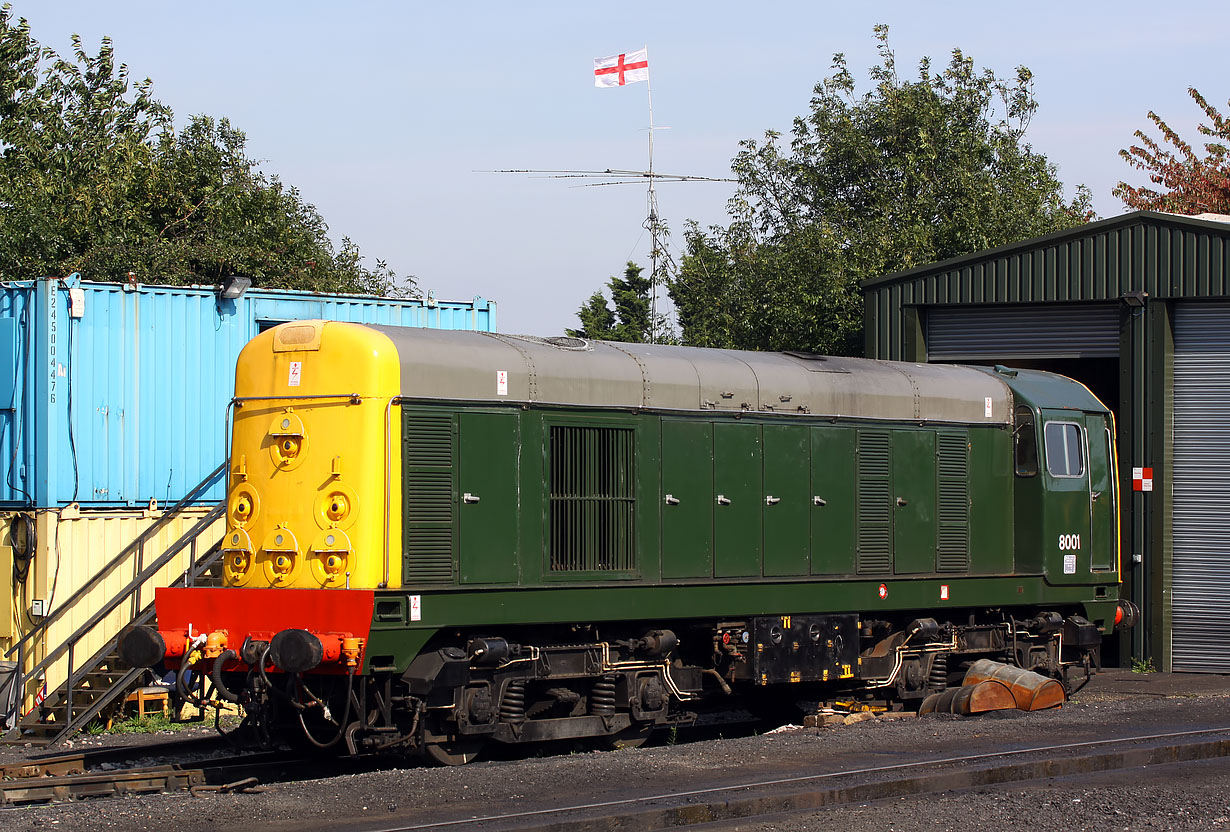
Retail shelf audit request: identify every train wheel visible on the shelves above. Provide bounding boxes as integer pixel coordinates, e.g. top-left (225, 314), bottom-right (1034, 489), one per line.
top-left (421, 725), bottom-right (484, 766)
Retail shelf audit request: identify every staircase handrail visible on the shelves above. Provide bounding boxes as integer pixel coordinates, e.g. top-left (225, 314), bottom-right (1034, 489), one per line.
top-left (35, 542), bottom-right (224, 744)
top-left (3, 461), bottom-right (226, 662)
top-left (7, 540), bottom-right (223, 744)
top-left (8, 502), bottom-right (224, 681)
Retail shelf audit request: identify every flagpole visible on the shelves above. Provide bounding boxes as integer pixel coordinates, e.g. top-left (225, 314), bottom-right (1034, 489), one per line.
top-left (644, 46), bottom-right (659, 344)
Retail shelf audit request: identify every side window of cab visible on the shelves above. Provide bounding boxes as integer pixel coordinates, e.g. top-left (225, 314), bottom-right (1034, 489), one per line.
top-left (1014, 406), bottom-right (1038, 477)
top-left (1043, 422), bottom-right (1085, 478)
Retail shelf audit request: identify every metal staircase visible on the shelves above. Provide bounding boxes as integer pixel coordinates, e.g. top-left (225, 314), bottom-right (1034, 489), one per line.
top-left (2, 463), bottom-right (227, 746)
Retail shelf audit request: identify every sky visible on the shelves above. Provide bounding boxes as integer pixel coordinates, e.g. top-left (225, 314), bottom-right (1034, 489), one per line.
top-left (15, 1), bottom-right (1230, 335)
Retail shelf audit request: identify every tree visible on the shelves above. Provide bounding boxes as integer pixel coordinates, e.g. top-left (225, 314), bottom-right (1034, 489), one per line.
top-left (1114, 87), bottom-right (1230, 215)
top-left (0, 8), bottom-right (409, 294)
top-left (567, 261), bottom-right (659, 342)
top-left (670, 26), bottom-right (1092, 356)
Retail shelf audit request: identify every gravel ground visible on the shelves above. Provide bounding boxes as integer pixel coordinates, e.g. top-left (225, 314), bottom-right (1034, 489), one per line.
top-left (725, 759), bottom-right (1230, 832)
top-left (2, 671), bottom-right (1229, 831)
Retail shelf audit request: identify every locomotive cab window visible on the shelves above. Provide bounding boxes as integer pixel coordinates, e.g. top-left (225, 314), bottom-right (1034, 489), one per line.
top-left (549, 425), bottom-right (636, 572)
top-left (1013, 406), bottom-right (1038, 477)
top-left (1044, 422), bottom-right (1085, 478)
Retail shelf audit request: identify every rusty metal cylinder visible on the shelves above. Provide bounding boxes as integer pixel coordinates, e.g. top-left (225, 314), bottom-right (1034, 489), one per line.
top-left (962, 659), bottom-right (1065, 711)
top-left (919, 678), bottom-right (1017, 715)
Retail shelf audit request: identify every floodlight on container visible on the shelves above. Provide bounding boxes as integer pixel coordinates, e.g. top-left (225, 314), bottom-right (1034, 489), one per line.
top-left (219, 275), bottom-right (252, 300)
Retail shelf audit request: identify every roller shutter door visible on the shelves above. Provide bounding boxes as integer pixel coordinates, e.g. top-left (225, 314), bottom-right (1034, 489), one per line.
top-left (1172, 302), bottom-right (1230, 672)
top-left (925, 305), bottom-right (1120, 360)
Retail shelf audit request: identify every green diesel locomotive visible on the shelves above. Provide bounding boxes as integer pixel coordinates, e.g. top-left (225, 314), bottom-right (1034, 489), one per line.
top-left (121, 321), bottom-right (1135, 764)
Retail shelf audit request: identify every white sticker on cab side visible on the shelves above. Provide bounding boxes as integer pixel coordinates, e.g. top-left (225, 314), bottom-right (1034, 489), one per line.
top-left (288, 361), bottom-right (302, 387)
top-left (497, 370), bottom-right (508, 396)
top-left (410, 594), bottom-right (422, 622)
top-left (984, 396), bottom-right (993, 418)
top-left (1063, 554), bottom-right (1077, 574)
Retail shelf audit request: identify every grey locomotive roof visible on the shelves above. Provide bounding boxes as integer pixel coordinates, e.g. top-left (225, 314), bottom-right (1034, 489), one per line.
top-left (369, 326), bottom-right (1012, 424)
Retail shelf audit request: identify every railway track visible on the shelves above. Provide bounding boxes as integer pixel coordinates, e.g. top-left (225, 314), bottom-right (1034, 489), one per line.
top-left (1, 734), bottom-right (230, 779)
top-left (369, 726), bottom-right (1230, 831)
top-left (0, 738), bottom-right (308, 807)
top-left (9, 722), bottom-right (1230, 826)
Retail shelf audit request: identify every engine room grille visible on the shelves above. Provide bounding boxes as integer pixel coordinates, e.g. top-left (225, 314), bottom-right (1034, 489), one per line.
top-left (856, 430), bottom-right (892, 574)
top-left (549, 425), bottom-right (636, 572)
top-left (403, 411), bottom-right (456, 583)
top-left (936, 430), bottom-right (971, 572)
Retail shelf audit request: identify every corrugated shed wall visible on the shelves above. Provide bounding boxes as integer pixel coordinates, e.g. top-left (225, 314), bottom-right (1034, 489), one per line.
top-left (866, 215), bottom-right (1230, 360)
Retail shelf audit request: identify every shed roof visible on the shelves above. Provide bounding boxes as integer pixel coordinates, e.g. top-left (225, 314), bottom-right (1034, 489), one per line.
top-left (862, 210), bottom-right (1230, 291)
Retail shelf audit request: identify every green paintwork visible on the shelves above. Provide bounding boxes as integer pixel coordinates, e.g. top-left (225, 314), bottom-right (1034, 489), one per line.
top-left (763, 425), bottom-right (810, 577)
top-left (365, 576), bottom-right (1120, 673)
top-left (893, 429), bottom-right (937, 574)
top-left (1086, 413), bottom-right (1116, 572)
top-left (855, 429), bottom-right (892, 573)
top-left (389, 381), bottom-right (1118, 676)
top-left (418, 403), bottom-right (1083, 591)
top-left (661, 419), bottom-right (713, 578)
top-left (458, 411), bottom-right (520, 584)
top-left (714, 422), bottom-right (763, 578)
top-left (402, 410), bottom-right (458, 584)
top-left (811, 427), bottom-right (857, 575)
top-left (970, 428), bottom-right (1015, 574)
top-left (1040, 409), bottom-right (1093, 586)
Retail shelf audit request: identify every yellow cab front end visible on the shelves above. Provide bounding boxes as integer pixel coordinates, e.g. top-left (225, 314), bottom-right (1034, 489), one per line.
top-left (221, 320), bottom-right (402, 591)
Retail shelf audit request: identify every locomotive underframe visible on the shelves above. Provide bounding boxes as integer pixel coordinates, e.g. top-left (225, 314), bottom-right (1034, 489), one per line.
top-left (216, 604), bottom-right (1103, 763)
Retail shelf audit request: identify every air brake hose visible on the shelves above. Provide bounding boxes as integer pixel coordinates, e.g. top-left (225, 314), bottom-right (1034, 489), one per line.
top-left (257, 644), bottom-right (301, 708)
top-left (296, 668), bottom-right (357, 750)
top-left (212, 649), bottom-right (242, 703)
top-left (177, 659), bottom-right (203, 707)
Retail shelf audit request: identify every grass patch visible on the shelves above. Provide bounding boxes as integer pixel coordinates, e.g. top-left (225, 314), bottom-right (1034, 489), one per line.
top-left (1131, 657), bottom-right (1157, 674)
top-left (85, 712), bottom-right (189, 736)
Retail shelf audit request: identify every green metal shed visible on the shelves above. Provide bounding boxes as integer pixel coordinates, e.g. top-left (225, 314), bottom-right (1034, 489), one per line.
top-left (862, 210), bottom-right (1230, 672)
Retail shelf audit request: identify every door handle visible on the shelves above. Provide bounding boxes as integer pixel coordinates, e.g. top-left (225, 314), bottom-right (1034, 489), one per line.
top-left (1091, 490), bottom-right (1102, 502)
top-left (765, 495), bottom-right (781, 506)
top-left (896, 497), bottom-right (908, 507)
top-left (665, 494), bottom-right (680, 506)
top-left (813, 496), bottom-right (827, 507)
top-left (716, 495), bottom-right (732, 506)
top-left (463, 492), bottom-right (481, 504)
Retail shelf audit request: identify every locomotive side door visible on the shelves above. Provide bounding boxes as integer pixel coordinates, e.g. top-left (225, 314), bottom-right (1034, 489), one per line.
top-left (1085, 413), bottom-right (1117, 573)
top-left (762, 424), bottom-right (810, 576)
top-left (713, 422), bottom-right (763, 577)
top-left (457, 411), bottom-right (520, 584)
top-left (661, 419), bottom-right (714, 579)
top-left (1040, 410), bottom-right (1092, 584)
top-left (809, 426), bottom-right (856, 576)
top-left (892, 429), bottom-right (937, 575)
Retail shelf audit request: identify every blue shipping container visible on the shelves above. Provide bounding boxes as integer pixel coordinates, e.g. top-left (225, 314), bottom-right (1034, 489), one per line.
top-left (0, 277), bottom-right (495, 508)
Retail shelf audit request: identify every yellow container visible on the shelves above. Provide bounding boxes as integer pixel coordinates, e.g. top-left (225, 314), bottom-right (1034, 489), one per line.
top-left (1, 505), bottom-right (223, 717)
